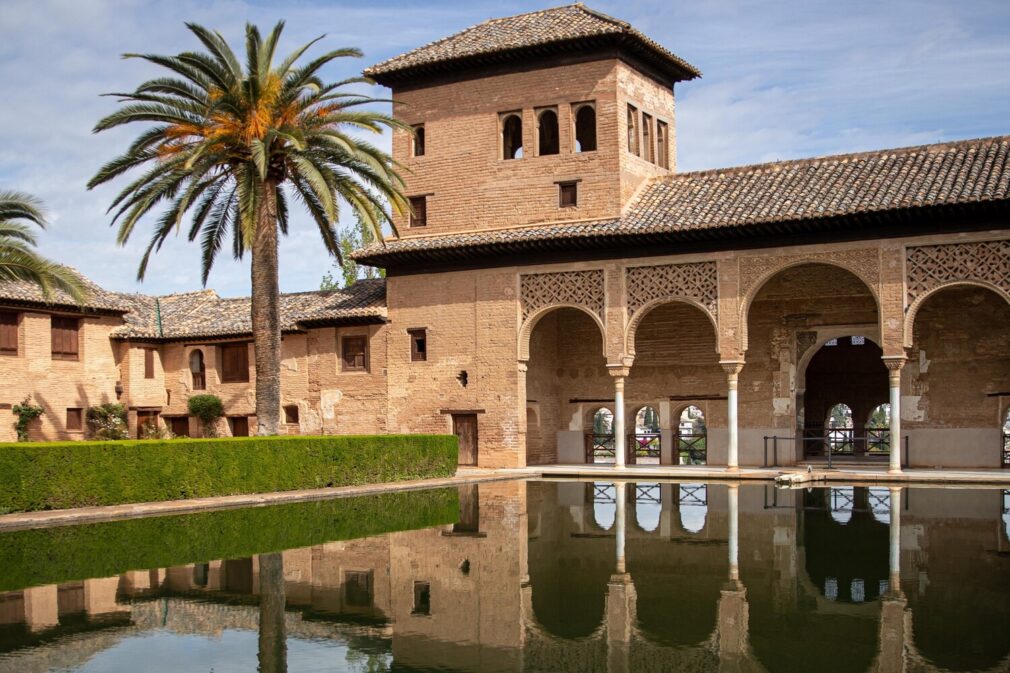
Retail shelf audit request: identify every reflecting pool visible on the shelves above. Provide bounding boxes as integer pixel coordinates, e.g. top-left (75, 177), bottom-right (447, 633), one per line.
top-left (1, 481), bottom-right (1009, 673)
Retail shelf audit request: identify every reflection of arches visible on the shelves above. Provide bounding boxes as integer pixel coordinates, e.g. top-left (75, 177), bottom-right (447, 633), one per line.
top-left (518, 303), bottom-right (606, 361)
top-left (904, 280), bottom-right (1010, 348)
top-left (592, 482), bottom-right (616, 530)
top-left (679, 484), bottom-right (708, 534)
top-left (625, 297), bottom-right (719, 357)
top-left (633, 482), bottom-right (662, 532)
top-left (740, 261), bottom-right (880, 353)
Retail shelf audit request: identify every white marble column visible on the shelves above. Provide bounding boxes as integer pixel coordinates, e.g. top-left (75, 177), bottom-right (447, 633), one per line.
top-left (609, 367), bottom-right (630, 468)
top-left (728, 484), bottom-right (740, 581)
top-left (721, 361), bottom-right (745, 470)
top-left (615, 481), bottom-right (627, 573)
top-left (882, 357), bottom-right (906, 474)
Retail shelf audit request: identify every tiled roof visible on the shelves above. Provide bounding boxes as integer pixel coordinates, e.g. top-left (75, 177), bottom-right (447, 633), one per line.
top-left (364, 4), bottom-right (700, 83)
top-left (352, 135), bottom-right (1010, 266)
top-left (0, 271), bottom-right (131, 314)
top-left (112, 279), bottom-right (388, 340)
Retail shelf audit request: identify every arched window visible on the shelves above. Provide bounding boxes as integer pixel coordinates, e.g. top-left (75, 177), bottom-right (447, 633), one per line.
top-left (626, 104), bottom-right (639, 155)
top-left (678, 405), bottom-right (707, 465)
top-left (867, 403), bottom-right (892, 453)
top-left (537, 109), bottom-right (559, 155)
top-left (679, 483), bottom-right (707, 533)
top-left (592, 408), bottom-right (613, 434)
top-left (574, 104), bottom-right (596, 152)
top-left (190, 349), bottom-right (206, 390)
top-left (826, 403), bottom-right (854, 453)
top-left (589, 408), bottom-right (615, 463)
top-left (633, 406), bottom-right (661, 463)
top-left (502, 114), bottom-right (523, 159)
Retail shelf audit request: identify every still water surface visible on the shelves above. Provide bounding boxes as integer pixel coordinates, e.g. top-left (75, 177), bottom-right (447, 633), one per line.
top-left (1, 481), bottom-right (1009, 673)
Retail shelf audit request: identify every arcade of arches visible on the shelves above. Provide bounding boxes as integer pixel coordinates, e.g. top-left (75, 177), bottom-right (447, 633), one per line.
top-left (520, 246), bottom-right (1010, 470)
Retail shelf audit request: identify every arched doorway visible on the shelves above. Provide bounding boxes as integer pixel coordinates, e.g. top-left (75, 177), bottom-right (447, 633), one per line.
top-left (907, 285), bottom-right (1010, 468)
top-left (633, 406), bottom-right (661, 464)
top-left (677, 405), bottom-right (707, 464)
top-left (524, 307), bottom-right (608, 465)
top-left (588, 407), bottom-right (615, 464)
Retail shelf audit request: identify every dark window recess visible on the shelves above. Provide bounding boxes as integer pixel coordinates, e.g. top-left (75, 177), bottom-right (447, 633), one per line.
top-left (657, 120), bottom-right (669, 169)
top-left (413, 125), bottom-right (425, 156)
top-left (229, 416), bottom-right (250, 437)
top-left (220, 343), bottom-right (249, 383)
top-left (502, 113), bottom-right (523, 159)
top-left (574, 105), bottom-right (597, 152)
top-left (0, 311), bottom-right (18, 354)
top-left (344, 571), bottom-right (374, 608)
top-left (342, 335), bottom-right (368, 371)
top-left (409, 195), bottom-right (427, 228)
top-left (409, 329), bottom-right (427, 362)
top-left (66, 408), bottom-right (83, 432)
top-left (284, 405), bottom-right (300, 424)
top-left (136, 411), bottom-right (159, 439)
top-left (51, 316), bottom-right (80, 361)
top-left (643, 113), bottom-right (655, 163)
top-left (169, 416), bottom-right (190, 437)
top-left (193, 563), bottom-right (209, 587)
top-left (537, 109), bottom-right (559, 155)
top-left (412, 581), bottom-right (431, 615)
top-left (144, 348), bottom-right (155, 379)
top-left (190, 349), bottom-right (206, 390)
top-left (627, 104), bottom-right (639, 156)
top-left (559, 182), bottom-right (578, 208)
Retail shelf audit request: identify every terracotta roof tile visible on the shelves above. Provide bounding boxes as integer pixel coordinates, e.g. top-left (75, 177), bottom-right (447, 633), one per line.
top-left (364, 4), bottom-right (700, 82)
top-left (0, 270), bottom-right (131, 313)
top-left (352, 135), bottom-right (1010, 265)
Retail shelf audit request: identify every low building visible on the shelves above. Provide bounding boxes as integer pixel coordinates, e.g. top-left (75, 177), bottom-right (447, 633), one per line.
top-left (2, 4), bottom-right (1009, 469)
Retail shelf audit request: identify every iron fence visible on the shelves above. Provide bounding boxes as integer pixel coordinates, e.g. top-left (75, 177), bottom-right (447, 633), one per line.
top-left (678, 433), bottom-right (707, 465)
top-left (762, 433), bottom-right (909, 467)
top-left (585, 433), bottom-right (615, 462)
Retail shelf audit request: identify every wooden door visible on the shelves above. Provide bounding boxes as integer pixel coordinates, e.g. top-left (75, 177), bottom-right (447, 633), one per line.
top-left (230, 416), bottom-right (249, 437)
top-left (136, 411), bottom-right (160, 439)
top-left (453, 414), bottom-right (478, 466)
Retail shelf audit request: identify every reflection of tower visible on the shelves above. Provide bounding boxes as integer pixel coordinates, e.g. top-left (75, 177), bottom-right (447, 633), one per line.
top-left (607, 481), bottom-right (637, 673)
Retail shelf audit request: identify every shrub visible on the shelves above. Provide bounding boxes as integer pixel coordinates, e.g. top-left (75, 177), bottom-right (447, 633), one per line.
top-left (11, 397), bottom-right (43, 442)
top-left (0, 434), bottom-right (457, 513)
top-left (86, 403), bottom-right (129, 440)
top-left (188, 394), bottom-right (224, 437)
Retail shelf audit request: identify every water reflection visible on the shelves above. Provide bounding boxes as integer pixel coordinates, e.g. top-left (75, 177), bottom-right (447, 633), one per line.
top-left (1, 481), bottom-right (1009, 673)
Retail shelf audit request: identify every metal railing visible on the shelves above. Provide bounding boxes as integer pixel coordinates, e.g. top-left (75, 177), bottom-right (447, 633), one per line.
top-left (763, 433), bottom-right (909, 467)
top-left (1003, 433), bottom-right (1010, 468)
top-left (678, 433), bottom-right (707, 465)
top-left (633, 433), bottom-right (661, 459)
top-left (585, 433), bottom-right (615, 462)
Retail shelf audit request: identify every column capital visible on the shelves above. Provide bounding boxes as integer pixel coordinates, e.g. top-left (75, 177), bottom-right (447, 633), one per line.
top-left (719, 359), bottom-right (745, 377)
top-left (881, 355), bottom-right (907, 372)
top-left (607, 364), bottom-right (631, 379)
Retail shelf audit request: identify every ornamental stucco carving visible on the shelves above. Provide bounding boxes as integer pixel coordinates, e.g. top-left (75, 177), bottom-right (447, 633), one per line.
top-left (905, 240), bottom-right (1010, 307)
top-left (626, 261), bottom-right (719, 319)
top-left (739, 249), bottom-right (881, 301)
top-left (519, 269), bottom-right (605, 322)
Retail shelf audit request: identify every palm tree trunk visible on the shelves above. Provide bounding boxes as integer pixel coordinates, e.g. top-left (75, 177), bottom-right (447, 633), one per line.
top-left (252, 181), bottom-right (281, 436)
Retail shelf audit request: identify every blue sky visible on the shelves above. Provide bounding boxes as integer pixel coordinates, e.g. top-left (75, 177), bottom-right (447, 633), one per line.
top-left (1, 0), bottom-right (1008, 297)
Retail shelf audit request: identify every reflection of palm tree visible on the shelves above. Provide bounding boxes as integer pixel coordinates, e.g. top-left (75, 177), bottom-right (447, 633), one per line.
top-left (258, 553), bottom-right (286, 673)
top-left (346, 650), bottom-right (391, 673)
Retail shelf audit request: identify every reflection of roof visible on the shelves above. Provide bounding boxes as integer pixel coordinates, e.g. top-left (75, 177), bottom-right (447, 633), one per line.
top-left (0, 274), bottom-right (387, 341)
top-left (364, 4), bottom-right (700, 84)
top-left (353, 135), bottom-right (1010, 268)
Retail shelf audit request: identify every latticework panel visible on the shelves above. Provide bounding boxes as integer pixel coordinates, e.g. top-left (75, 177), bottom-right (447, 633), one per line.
top-left (626, 261), bottom-right (718, 319)
top-left (906, 240), bottom-right (1010, 307)
top-left (520, 269), bottom-right (605, 322)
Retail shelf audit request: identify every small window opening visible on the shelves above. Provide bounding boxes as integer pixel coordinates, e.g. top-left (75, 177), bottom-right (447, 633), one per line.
top-left (824, 338), bottom-right (838, 347)
top-left (170, 416), bottom-right (190, 437)
top-left (229, 416), bottom-right (250, 437)
top-left (574, 104), bottom-right (597, 152)
top-left (851, 335), bottom-right (866, 345)
top-left (627, 105), bottom-right (639, 156)
top-left (220, 343), bottom-right (249, 383)
top-left (190, 349), bottom-right (206, 390)
top-left (284, 405), bottom-right (299, 424)
top-left (144, 348), bottom-right (155, 379)
top-left (559, 181), bottom-right (578, 208)
top-left (537, 109), bottom-right (559, 155)
top-left (657, 120), bottom-right (669, 168)
top-left (66, 408), bottom-right (83, 432)
top-left (0, 311), bottom-right (18, 355)
top-left (642, 113), bottom-right (654, 163)
top-left (502, 113), bottom-right (523, 159)
top-left (412, 124), bottom-right (425, 157)
top-left (457, 370), bottom-right (468, 387)
top-left (412, 581), bottom-right (431, 615)
top-left (342, 335), bottom-right (369, 372)
top-left (409, 195), bottom-right (427, 228)
top-left (344, 570), bottom-right (374, 608)
top-left (409, 328), bottom-right (427, 362)
top-left (51, 316), bottom-right (80, 361)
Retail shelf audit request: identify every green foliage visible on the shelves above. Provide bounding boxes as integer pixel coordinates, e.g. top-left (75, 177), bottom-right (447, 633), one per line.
top-left (0, 487), bottom-right (458, 592)
top-left (320, 210), bottom-right (384, 290)
top-left (86, 403), bottom-right (129, 440)
top-left (0, 434), bottom-right (457, 513)
top-left (11, 397), bottom-right (43, 442)
top-left (188, 394), bottom-right (224, 436)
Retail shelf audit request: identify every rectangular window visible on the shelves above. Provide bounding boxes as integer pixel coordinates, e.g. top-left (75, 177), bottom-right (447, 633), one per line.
top-left (169, 416), bottom-right (190, 437)
top-left (559, 181), bottom-right (578, 208)
top-left (284, 405), bottom-right (300, 424)
top-left (344, 571), bottom-right (374, 608)
top-left (412, 124), bottom-right (425, 157)
top-left (409, 195), bottom-right (427, 228)
top-left (51, 316), bottom-right (80, 361)
top-left (642, 113), bottom-right (655, 163)
top-left (144, 348), bottom-right (155, 379)
top-left (0, 311), bottom-right (17, 355)
top-left (229, 416), bottom-right (250, 437)
top-left (657, 120), bottom-right (669, 169)
top-left (409, 328), bottom-right (427, 362)
top-left (220, 343), bottom-right (249, 383)
top-left (66, 408), bottom-right (83, 432)
top-left (341, 335), bottom-right (368, 372)
top-left (412, 581), bottom-right (431, 615)
top-left (627, 104), bottom-right (639, 156)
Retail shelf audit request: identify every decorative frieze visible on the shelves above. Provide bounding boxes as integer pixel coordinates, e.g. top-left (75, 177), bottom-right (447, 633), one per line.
top-left (906, 240), bottom-right (1010, 307)
top-left (519, 269), bottom-right (605, 322)
top-left (739, 249), bottom-right (881, 301)
top-left (625, 261), bottom-right (718, 319)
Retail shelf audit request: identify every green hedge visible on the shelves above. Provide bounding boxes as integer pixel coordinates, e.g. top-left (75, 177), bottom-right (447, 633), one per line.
top-left (0, 434), bottom-right (457, 512)
top-left (0, 488), bottom-right (458, 592)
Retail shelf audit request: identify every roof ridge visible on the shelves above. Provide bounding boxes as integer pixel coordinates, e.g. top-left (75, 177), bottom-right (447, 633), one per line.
top-left (665, 134), bottom-right (1010, 182)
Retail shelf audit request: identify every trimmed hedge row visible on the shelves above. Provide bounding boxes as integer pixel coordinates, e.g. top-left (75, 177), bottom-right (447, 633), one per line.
top-left (0, 434), bottom-right (457, 512)
top-left (0, 488), bottom-right (458, 592)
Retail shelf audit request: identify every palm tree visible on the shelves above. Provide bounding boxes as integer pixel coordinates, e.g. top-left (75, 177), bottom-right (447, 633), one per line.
top-left (89, 22), bottom-right (408, 435)
top-left (0, 191), bottom-right (90, 303)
